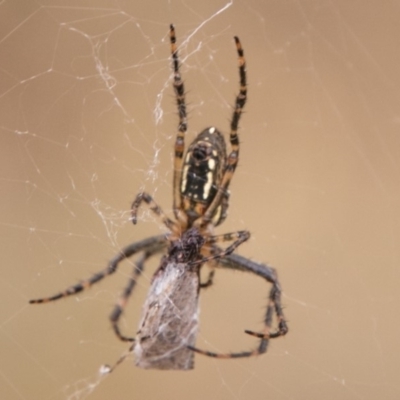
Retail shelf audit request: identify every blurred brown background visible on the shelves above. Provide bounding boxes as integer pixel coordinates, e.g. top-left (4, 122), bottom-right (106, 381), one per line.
top-left (1, 1), bottom-right (400, 399)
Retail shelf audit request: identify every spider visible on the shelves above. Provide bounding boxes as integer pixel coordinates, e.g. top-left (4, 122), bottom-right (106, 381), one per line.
top-left (30, 24), bottom-right (288, 367)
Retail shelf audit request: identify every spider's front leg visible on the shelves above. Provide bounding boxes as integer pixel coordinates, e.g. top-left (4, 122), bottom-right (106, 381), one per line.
top-left (220, 253), bottom-right (288, 340)
top-left (29, 235), bottom-right (167, 305)
top-left (188, 247), bottom-right (287, 359)
top-left (109, 249), bottom-right (162, 342)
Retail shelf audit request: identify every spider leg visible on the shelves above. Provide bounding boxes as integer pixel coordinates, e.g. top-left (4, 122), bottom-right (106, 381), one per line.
top-left (221, 253), bottom-right (288, 339)
top-left (169, 24), bottom-right (188, 223)
top-left (131, 192), bottom-right (176, 231)
top-left (206, 230), bottom-right (250, 247)
top-left (29, 235), bottom-right (167, 304)
top-left (195, 230), bottom-right (250, 289)
top-left (191, 230), bottom-right (251, 267)
top-left (189, 251), bottom-right (288, 359)
top-left (196, 36), bottom-right (247, 227)
top-left (110, 249), bottom-right (159, 342)
top-left (230, 36), bottom-right (247, 150)
top-left (188, 342), bottom-right (269, 359)
top-left (199, 268), bottom-right (215, 288)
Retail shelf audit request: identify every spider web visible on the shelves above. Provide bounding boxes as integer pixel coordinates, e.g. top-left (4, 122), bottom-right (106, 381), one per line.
top-left (2, 1), bottom-right (400, 399)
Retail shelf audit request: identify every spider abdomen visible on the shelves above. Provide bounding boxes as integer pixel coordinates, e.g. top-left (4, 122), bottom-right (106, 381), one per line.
top-left (180, 127), bottom-right (228, 224)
